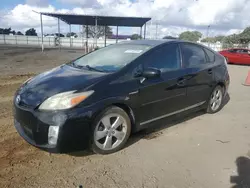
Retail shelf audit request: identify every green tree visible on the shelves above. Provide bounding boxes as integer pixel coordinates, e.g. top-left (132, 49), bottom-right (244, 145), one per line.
top-left (0, 28), bottom-right (12, 35)
top-left (16, 31), bottom-right (24, 35)
top-left (193, 31), bottom-right (202, 38)
top-left (179, 31), bottom-right (202, 42)
top-left (214, 35), bottom-right (225, 42)
top-left (163, 36), bottom-right (177, 39)
top-left (83, 26), bottom-right (113, 38)
top-left (201, 37), bottom-right (216, 43)
top-left (201, 35), bottom-right (226, 43)
top-left (237, 27), bottom-right (250, 44)
top-left (25, 28), bottom-right (37, 36)
top-left (131, 34), bottom-right (142, 40)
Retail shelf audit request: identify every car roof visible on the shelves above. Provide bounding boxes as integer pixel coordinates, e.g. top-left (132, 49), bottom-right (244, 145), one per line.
top-left (118, 39), bottom-right (182, 47)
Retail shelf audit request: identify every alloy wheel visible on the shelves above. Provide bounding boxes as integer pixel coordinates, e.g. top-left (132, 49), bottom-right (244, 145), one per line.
top-left (210, 88), bottom-right (223, 112)
top-left (94, 113), bottom-right (128, 151)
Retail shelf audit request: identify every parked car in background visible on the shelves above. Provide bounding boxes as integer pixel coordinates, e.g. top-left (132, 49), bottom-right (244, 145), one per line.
top-left (219, 48), bottom-right (250, 65)
top-left (13, 40), bottom-right (230, 154)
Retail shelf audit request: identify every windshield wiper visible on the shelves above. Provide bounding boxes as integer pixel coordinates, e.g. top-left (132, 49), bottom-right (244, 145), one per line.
top-left (71, 62), bottom-right (89, 70)
top-left (71, 61), bottom-right (83, 69)
top-left (85, 65), bottom-right (105, 72)
top-left (71, 62), bottom-right (105, 72)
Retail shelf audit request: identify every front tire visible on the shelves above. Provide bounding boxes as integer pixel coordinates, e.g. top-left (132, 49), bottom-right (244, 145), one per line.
top-left (207, 85), bottom-right (224, 114)
top-left (90, 106), bottom-right (131, 154)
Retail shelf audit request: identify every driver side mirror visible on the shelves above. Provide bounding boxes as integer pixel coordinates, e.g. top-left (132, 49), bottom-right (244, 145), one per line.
top-left (134, 67), bottom-right (161, 78)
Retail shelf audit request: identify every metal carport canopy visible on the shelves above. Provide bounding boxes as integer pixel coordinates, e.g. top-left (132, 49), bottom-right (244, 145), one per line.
top-left (40, 12), bottom-right (151, 27)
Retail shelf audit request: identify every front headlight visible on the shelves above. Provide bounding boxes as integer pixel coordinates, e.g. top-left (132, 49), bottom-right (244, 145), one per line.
top-left (39, 90), bottom-right (94, 110)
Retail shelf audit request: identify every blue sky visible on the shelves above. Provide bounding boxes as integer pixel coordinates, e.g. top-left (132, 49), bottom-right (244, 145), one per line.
top-left (0, 0), bottom-right (70, 9)
top-left (1, 0), bottom-right (138, 9)
top-left (0, 0), bottom-right (24, 8)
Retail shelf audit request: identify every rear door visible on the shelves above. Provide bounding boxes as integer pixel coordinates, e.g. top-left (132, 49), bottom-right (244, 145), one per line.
top-left (238, 49), bottom-right (250, 65)
top-left (137, 43), bottom-right (188, 126)
top-left (227, 49), bottom-right (242, 63)
top-left (180, 43), bottom-right (214, 107)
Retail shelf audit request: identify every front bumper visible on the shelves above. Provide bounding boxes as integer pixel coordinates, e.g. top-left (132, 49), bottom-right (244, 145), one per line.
top-left (14, 119), bottom-right (59, 152)
top-left (13, 103), bottom-right (93, 153)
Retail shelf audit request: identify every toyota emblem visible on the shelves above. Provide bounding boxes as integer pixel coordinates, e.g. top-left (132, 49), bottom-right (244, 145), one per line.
top-left (16, 95), bottom-right (21, 104)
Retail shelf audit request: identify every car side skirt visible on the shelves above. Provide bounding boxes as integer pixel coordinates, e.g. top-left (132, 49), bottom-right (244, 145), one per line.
top-left (140, 101), bottom-right (206, 126)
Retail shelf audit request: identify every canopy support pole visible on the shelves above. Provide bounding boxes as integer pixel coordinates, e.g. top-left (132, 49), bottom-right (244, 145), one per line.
top-left (58, 18), bottom-right (61, 51)
top-left (40, 13), bottom-right (44, 52)
top-left (95, 17), bottom-right (98, 48)
top-left (69, 24), bottom-right (72, 48)
top-left (116, 26), bottom-right (118, 43)
top-left (104, 26), bottom-right (107, 47)
top-left (86, 25), bottom-right (88, 53)
top-left (155, 21), bottom-right (158, 39)
top-left (140, 26), bottom-right (142, 39)
top-left (81, 25), bottom-right (84, 49)
top-left (144, 23), bottom-right (147, 39)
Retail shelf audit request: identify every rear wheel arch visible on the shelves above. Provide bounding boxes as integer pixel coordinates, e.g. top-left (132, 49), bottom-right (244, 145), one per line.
top-left (217, 82), bottom-right (225, 94)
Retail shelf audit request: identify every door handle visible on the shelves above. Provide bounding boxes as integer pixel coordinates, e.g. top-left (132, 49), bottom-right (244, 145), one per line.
top-left (208, 69), bottom-right (213, 75)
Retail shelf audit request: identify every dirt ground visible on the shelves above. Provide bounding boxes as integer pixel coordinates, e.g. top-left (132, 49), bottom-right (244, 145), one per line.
top-left (0, 46), bottom-right (250, 188)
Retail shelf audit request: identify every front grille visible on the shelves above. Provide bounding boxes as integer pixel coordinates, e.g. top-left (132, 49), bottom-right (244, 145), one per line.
top-left (22, 123), bottom-right (33, 139)
top-left (14, 105), bottom-right (49, 145)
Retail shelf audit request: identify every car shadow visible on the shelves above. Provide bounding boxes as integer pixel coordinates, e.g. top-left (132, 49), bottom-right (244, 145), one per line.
top-left (68, 93), bottom-right (230, 156)
top-left (67, 150), bottom-right (94, 157)
top-left (231, 156), bottom-right (250, 188)
top-left (125, 93), bottom-right (230, 149)
top-left (63, 139), bottom-right (95, 157)
top-left (222, 92), bottom-right (230, 108)
top-left (125, 110), bottom-right (206, 148)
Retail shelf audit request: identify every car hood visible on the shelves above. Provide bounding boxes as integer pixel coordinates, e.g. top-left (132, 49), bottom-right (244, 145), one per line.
top-left (18, 64), bottom-right (109, 108)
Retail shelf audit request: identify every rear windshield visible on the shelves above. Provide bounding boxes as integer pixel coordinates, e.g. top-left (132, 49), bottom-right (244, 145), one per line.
top-left (72, 44), bottom-right (151, 72)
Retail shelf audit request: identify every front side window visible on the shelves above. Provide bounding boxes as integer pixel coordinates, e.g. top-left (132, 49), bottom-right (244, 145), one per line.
top-left (143, 43), bottom-right (181, 72)
top-left (181, 43), bottom-right (207, 67)
top-left (238, 49), bottom-right (249, 54)
top-left (228, 49), bottom-right (237, 53)
top-left (72, 44), bottom-right (151, 72)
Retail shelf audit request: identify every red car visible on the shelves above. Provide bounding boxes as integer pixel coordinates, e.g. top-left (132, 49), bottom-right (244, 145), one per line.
top-left (219, 48), bottom-right (250, 65)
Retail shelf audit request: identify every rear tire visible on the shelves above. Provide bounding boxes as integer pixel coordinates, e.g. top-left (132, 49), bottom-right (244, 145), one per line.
top-left (207, 85), bottom-right (224, 114)
top-left (90, 106), bottom-right (131, 154)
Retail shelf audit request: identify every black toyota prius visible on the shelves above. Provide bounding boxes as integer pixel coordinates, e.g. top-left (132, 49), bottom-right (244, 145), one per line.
top-left (13, 40), bottom-right (230, 154)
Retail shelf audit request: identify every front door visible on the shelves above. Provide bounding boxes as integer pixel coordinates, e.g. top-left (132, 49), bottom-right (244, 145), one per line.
top-left (180, 43), bottom-right (214, 107)
top-left (238, 49), bottom-right (250, 65)
top-left (137, 43), bottom-right (188, 127)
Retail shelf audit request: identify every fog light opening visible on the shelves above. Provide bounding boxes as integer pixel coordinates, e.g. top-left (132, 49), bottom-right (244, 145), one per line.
top-left (48, 126), bottom-right (60, 145)
top-left (52, 113), bottom-right (67, 126)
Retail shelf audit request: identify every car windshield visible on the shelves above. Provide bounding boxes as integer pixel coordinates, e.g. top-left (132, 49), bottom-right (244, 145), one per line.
top-left (72, 44), bottom-right (151, 72)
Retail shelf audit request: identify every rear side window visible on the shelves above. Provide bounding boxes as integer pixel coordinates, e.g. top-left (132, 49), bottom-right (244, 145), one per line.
top-left (238, 49), bottom-right (249, 54)
top-left (204, 48), bottom-right (215, 62)
top-left (181, 43), bottom-right (207, 67)
top-left (143, 43), bottom-right (181, 72)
